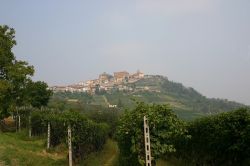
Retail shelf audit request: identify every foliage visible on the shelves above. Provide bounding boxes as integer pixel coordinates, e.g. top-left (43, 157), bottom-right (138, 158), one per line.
top-left (49, 93), bottom-right (121, 137)
top-left (30, 110), bottom-right (48, 136)
top-left (29, 110), bottom-right (110, 163)
top-left (84, 108), bottom-right (120, 137)
top-left (0, 25), bottom-right (52, 119)
top-left (175, 108), bottom-right (250, 166)
top-left (0, 25), bottom-right (34, 119)
top-left (26, 81), bottom-right (52, 108)
top-left (116, 102), bottom-right (188, 165)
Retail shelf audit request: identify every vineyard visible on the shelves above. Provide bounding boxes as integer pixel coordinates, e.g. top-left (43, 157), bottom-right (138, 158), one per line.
top-left (1, 103), bottom-right (250, 166)
top-left (115, 103), bottom-right (250, 166)
top-left (1, 107), bottom-right (111, 165)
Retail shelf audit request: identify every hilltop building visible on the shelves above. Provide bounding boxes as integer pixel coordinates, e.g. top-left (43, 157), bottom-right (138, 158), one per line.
top-left (131, 70), bottom-right (144, 79)
top-left (114, 71), bottom-right (129, 83)
top-left (99, 72), bottom-right (113, 83)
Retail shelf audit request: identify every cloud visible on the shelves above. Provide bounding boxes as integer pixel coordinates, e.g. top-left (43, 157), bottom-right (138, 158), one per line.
top-left (135, 0), bottom-right (216, 16)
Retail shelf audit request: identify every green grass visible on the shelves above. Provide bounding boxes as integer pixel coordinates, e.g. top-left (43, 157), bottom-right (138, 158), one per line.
top-left (0, 131), bottom-right (67, 166)
top-left (0, 132), bottom-right (119, 166)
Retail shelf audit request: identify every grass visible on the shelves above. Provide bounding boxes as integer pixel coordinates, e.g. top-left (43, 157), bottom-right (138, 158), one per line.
top-left (0, 131), bottom-right (67, 166)
top-left (0, 131), bottom-right (119, 166)
top-left (0, 131), bottom-right (184, 166)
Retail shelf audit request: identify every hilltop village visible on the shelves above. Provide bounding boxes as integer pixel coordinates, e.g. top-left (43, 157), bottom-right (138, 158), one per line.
top-left (51, 70), bottom-right (148, 94)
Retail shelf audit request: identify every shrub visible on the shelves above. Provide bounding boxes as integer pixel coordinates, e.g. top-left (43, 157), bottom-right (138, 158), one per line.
top-left (176, 108), bottom-right (250, 166)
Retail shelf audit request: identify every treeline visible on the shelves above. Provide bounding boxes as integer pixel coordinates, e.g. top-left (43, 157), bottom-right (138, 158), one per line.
top-left (116, 102), bottom-right (250, 166)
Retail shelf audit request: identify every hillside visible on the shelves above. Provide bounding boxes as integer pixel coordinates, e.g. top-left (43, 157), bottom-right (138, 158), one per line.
top-left (51, 75), bottom-right (246, 120)
top-left (132, 75), bottom-right (245, 112)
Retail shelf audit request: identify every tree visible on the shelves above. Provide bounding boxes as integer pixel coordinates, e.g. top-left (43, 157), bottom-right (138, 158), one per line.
top-left (116, 102), bottom-right (188, 165)
top-left (26, 81), bottom-right (52, 108)
top-left (0, 25), bottom-right (34, 119)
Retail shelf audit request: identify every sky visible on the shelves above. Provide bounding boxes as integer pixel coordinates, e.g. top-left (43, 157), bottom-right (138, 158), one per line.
top-left (0, 0), bottom-right (250, 105)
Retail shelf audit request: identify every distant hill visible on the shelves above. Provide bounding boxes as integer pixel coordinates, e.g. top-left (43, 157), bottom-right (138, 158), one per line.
top-left (51, 75), bottom-right (247, 120)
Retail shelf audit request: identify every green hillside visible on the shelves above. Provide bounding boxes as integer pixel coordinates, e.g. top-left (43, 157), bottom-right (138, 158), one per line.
top-left (51, 75), bottom-right (246, 120)
top-left (131, 75), bottom-right (245, 113)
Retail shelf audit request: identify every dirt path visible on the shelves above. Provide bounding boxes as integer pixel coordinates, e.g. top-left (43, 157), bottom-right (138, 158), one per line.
top-left (102, 139), bottom-right (118, 166)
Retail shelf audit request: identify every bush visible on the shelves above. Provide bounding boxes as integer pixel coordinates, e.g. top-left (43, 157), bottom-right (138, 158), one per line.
top-left (176, 108), bottom-right (250, 166)
top-left (116, 102), bottom-right (187, 165)
top-left (31, 111), bottom-right (47, 136)
top-left (30, 110), bottom-right (110, 163)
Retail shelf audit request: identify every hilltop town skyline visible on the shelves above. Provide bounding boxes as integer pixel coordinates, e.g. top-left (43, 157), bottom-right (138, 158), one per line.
top-left (50, 70), bottom-right (146, 94)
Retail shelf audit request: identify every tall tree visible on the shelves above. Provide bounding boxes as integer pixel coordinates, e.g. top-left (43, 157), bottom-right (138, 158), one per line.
top-left (0, 25), bottom-right (34, 119)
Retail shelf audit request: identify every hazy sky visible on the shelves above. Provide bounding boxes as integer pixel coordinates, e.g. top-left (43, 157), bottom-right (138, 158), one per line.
top-left (1, 0), bottom-right (250, 105)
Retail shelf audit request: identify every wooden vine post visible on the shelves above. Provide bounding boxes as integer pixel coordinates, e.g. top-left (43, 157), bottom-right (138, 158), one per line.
top-left (15, 113), bottom-right (18, 132)
top-left (68, 124), bottom-right (72, 166)
top-left (47, 122), bottom-right (50, 149)
top-left (29, 115), bottom-right (31, 138)
top-left (18, 114), bottom-right (21, 132)
top-left (144, 116), bottom-right (152, 166)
